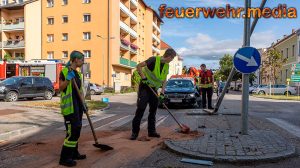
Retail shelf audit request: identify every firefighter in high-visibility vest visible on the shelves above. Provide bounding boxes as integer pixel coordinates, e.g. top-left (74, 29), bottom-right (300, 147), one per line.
top-left (59, 51), bottom-right (87, 167)
top-left (198, 64), bottom-right (214, 109)
top-left (130, 48), bottom-right (177, 140)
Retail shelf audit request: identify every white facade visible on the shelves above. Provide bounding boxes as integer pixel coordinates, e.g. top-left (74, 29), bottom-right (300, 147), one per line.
top-left (167, 56), bottom-right (183, 79)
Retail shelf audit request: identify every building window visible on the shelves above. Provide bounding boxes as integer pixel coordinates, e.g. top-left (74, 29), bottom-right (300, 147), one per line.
top-left (47, 51), bottom-right (54, 59)
top-left (83, 32), bottom-right (91, 40)
top-left (62, 33), bottom-right (68, 41)
top-left (125, 73), bottom-right (129, 81)
top-left (62, 16), bottom-right (68, 23)
top-left (83, 0), bottom-right (91, 4)
top-left (83, 50), bottom-right (91, 58)
top-left (62, 51), bottom-right (68, 58)
top-left (286, 48), bottom-right (289, 58)
top-left (292, 45), bottom-right (295, 57)
top-left (47, 17), bottom-right (54, 25)
top-left (47, 0), bottom-right (54, 7)
top-left (2, 0), bottom-right (8, 5)
top-left (47, 34), bottom-right (54, 42)
top-left (62, 0), bottom-right (68, 5)
top-left (281, 50), bottom-right (283, 59)
top-left (83, 14), bottom-right (91, 22)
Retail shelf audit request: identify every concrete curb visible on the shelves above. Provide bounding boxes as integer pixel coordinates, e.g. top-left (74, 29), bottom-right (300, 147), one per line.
top-left (164, 129), bottom-right (297, 163)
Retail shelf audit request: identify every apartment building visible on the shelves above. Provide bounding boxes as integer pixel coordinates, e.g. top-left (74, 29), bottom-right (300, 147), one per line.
top-left (42, 0), bottom-right (162, 88)
top-left (0, 0), bottom-right (41, 61)
top-left (260, 29), bottom-right (300, 85)
top-left (111, 0), bottom-right (162, 88)
top-left (160, 40), bottom-right (183, 79)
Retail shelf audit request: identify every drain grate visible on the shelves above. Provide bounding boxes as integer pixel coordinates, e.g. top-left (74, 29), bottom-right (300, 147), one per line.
top-left (0, 142), bottom-right (27, 151)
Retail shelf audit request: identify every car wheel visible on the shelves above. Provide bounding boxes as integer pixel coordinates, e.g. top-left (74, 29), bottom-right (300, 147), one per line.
top-left (258, 91), bottom-right (265, 95)
top-left (284, 91), bottom-right (291, 95)
top-left (44, 90), bottom-right (53, 100)
top-left (5, 91), bottom-right (18, 102)
top-left (90, 90), bottom-right (96, 95)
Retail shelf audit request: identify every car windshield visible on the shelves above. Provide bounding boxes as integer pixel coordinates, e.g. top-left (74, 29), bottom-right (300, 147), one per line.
top-left (0, 77), bottom-right (22, 85)
top-left (167, 80), bottom-right (193, 88)
top-left (95, 84), bottom-right (101, 87)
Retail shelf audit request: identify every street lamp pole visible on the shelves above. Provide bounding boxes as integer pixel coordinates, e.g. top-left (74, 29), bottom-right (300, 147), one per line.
top-left (97, 35), bottom-right (115, 87)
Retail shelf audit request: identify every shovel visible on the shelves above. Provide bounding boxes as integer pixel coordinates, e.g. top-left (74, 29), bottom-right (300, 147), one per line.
top-left (71, 78), bottom-right (113, 151)
top-left (147, 86), bottom-right (190, 134)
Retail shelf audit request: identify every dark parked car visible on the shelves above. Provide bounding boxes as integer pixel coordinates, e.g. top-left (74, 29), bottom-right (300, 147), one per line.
top-left (162, 78), bottom-right (200, 107)
top-left (0, 76), bottom-right (54, 102)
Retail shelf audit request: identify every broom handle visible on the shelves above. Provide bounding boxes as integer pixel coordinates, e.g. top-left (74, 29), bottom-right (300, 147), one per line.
top-left (71, 77), bottom-right (99, 144)
top-left (147, 85), bottom-right (183, 128)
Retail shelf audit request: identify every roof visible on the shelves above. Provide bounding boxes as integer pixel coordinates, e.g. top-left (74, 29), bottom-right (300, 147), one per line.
top-left (161, 40), bottom-right (171, 49)
top-left (140, 0), bottom-right (163, 23)
top-left (272, 28), bottom-right (299, 47)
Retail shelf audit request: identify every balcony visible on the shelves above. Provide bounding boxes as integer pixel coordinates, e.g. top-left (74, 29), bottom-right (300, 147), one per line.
top-left (120, 39), bottom-right (130, 51)
top-left (119, 2), bottom-right (137, 23)
top-left (2, 40), bottom-right (25, 49)
top-left (129, 43), bottom-right (138, 54)
top-left (152, 22), bottom-right (161, 33)
top-left (2, 21), bottom-right (24, 31)
top-left (130, 0), bottom-right (138, 7)
top-left (152, 33), bottom-right (160, 44)
top-left (119, 57), bottom-right (137, 69)
top-left (120, 21), bottom-right (137, 39)
top-left (152, 46), bottom-right (160, 54)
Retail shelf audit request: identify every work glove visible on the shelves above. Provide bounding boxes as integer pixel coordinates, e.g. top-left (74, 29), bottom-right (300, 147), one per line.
top-left (66, 70), bottom-right (75, 81)
top-left (158, 93), bottom-right (166, 104)
top-left (83, 102), bottom-right (89, 113)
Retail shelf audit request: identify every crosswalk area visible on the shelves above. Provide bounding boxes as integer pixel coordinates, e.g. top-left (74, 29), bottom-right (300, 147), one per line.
top-left (57, 112), bottom-right (169, 131)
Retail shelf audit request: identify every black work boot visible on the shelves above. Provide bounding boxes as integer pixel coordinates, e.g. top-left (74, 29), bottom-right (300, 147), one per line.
top-left (73, 145), bottom-right (87, 160)
top-left (60, 146), bottom-right (76, 167)
top-left (59, 159), bottom-right (77, 167)
top-left (148, 132), bottom-right (160, 138)
top-left (73, 153), bottom-right (87, 160)
top-left (130, 133), bottom-right (138, 140)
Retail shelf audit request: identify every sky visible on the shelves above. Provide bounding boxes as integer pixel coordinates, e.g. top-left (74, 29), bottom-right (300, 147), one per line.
top-left (144, 0), bottom-right (300, 69)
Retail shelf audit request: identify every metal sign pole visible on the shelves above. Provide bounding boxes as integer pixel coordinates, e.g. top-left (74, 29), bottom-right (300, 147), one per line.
top-left (241, 0), bottom-right (251, 135)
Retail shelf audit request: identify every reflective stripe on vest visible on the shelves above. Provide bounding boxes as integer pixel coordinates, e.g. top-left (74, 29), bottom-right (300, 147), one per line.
top-left (60, 67), bottom-right (83, 116)
top-left (142, 56), bottom-right (169, 89)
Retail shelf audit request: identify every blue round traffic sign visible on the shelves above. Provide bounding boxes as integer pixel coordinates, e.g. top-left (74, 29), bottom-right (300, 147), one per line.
top-left (233, 47), bottom-right (261, 74)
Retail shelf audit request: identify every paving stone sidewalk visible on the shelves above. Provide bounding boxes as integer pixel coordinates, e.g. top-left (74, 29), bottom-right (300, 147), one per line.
top-left (165, 113), bottom-right (297, 163)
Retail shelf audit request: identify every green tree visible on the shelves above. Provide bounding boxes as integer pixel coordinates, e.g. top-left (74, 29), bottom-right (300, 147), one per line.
top-left (218, 54), bottom-right (257, 89)
top-left (4, 53), bottom-right (12, 61)
top-left (263, 48), bottom-right (287, 85)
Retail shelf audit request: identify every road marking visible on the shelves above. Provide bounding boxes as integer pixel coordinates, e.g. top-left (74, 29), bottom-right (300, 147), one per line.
top-left (95, 115), bottom-right (134, 130)
top-left (267, 118), bottom-right (300, 138)
top-left (57, 114), bottom-right (116, 130)
top-left (156, 115), bottom-right (168, 127)
top-left (141, 115), bottom-right (168, 128)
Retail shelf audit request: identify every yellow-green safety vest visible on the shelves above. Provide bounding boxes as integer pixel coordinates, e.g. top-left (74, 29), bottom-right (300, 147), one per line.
top-left (142, 56), bottom-right (169, 89)
top-left (60, 67), bottom-right (83, 116)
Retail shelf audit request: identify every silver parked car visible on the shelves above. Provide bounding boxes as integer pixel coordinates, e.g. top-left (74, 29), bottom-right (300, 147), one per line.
top-left (253, 84), bottom-right (296, 95)
top-left (89, 83), bottom-right (104, 95)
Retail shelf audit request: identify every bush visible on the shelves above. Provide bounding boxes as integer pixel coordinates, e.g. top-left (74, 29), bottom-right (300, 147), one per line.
top-left (104, 87), bottom-right (115, 93)
top-left (120, 86), bottom-right (136, 93)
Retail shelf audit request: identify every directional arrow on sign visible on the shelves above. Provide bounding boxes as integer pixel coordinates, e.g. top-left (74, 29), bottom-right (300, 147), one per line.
top-left (236, 53), bottom-right (258, 67)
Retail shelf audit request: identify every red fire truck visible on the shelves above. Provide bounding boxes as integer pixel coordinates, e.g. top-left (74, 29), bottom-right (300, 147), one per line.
top-left (0, 59), bottom-right (64, 94)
